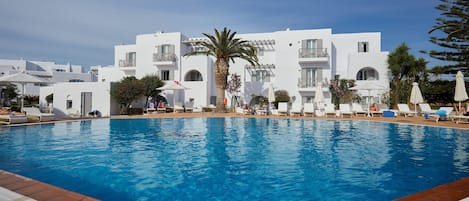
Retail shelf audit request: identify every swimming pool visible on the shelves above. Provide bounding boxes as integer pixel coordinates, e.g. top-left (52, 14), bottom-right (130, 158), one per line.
top-left (0, 118), bottom-right (468, 200)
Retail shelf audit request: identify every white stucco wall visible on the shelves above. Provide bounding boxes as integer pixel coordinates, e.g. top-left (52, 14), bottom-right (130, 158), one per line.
top-left (39, 82), bottom-right (112, 117)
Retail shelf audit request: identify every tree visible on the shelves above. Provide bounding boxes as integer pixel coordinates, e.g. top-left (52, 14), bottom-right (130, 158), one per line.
top-left (427, 0), bottom-right (469, 73)
top-left (140, 74), bottom-right (164, 108)
top-left (388, 43), bottom-right (428, 107)
top-left (274, 90), bottom-right (290, 108)
top-left (329, 79), bottom-right (355, 106)
top-left (110, 76), bottom-right (145, 114)
top-left (185, 27), bottom-right (258, 112)
top-left (226, 73), bottom-right (242, 109)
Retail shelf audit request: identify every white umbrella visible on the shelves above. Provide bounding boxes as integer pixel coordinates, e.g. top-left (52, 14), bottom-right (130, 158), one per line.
top-left (454, 71), bottom-right (468, 111)
top-left (156, 80), bottom-right (189, 112)
top-left (409, 82), bottom-right (424, 114)
top-left (0, 71), bottom-right (46, 111)
top-left (314, 82), bottom-right (324, 109)
top-left (267, 83), bottom-right (275, 113)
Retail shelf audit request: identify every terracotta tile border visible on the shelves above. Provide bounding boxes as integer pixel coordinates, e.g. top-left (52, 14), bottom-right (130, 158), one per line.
top-left (395, 177), bottom-right (469, 201)
top-left (0, 170), bottom-right (99, 201)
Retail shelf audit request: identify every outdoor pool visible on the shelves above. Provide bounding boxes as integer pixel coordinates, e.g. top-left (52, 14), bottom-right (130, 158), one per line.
top-left (0, 118), bottom-right (468, 200)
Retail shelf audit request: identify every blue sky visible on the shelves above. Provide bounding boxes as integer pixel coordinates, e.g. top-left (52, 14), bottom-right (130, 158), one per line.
top-left (0, 0), bottom-right (444, 68)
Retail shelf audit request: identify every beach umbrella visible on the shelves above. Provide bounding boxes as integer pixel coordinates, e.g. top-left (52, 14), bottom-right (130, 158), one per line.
top-left (156, 80), bottom-right (189, 112)
top-left (267, 83), bottom-right (275, 113)
top-left (454, 71), bottom-right (468, 111)
top-left (314, 82), bottom-right (324, 109)
top-left (0, 71), bottom-right (47, 111)
top-left (409, 82), bottom-right (424, 114)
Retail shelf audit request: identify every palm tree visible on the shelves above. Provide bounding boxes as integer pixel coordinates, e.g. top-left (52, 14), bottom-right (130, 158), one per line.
top-left (185, 27), bottom-right (258, 112)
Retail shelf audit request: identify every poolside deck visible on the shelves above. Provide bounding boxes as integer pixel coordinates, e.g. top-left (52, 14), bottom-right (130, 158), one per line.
top-left (0, 170), bottom-right (99, 201)
top-left (0, 112), bottom-right (468, 200)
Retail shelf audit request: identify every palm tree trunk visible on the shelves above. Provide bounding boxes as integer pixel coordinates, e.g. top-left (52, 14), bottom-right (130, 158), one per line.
top-left (214, 59), bottom-right (229, 112)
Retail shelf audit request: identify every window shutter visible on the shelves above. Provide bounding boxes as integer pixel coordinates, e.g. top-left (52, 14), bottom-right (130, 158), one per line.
top-left (317, 39), bottom-right (323, 50)
top-left (316, 69), bottom-right (322, 85)
top-left (169, 45), bottom-right (175, 54)
top-left (301, 69), bottom-right (307, 87)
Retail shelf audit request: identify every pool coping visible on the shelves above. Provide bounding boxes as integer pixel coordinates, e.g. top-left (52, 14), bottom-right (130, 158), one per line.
top-left (0, 170), bottom-right (99, 201)
top-left (1, 113), bottom-right (468, 200)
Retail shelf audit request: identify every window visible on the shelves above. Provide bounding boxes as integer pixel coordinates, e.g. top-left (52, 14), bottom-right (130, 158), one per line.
top-left (161, 70), bottom-right (171, 81)
top-left (358, 42), bottom-right (369, 52)
top-left (184, 70), bottom-right (203, 81)
top-left (251, 70), bottom-right (270, 82)
top-left (126, 52), bottom-right (136, 66)
top-left (356, 67), bottom-right (379, 80)
top-left (300, 68), bottom-right (322, 88)
top-left (302, 96), bottom-right (313, 104)
top-left (300, 39), bottom-right (324, 58)
top-left (69, 79), bottom-right (84, 82)
top-left (66, 95), bottom-right (72, 109)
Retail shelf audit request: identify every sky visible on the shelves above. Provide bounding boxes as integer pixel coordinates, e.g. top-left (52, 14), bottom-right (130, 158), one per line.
top-left (0, 0), bottom-right (444, 69)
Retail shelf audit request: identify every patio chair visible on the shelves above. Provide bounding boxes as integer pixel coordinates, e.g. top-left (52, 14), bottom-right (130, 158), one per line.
top-left (351, 103), bottom-right (367, 117)
top-left (0, 114), bottom-right (28, 125)
top-left (397, 104), bottom-right (417, 117)
top-left (324, 104), bottom-right (336, 118)
top-left (187, 101), bottom-right (195, 112)
top-left (419, 103), bottom-right (437, 115)
top-left (303, 103), bottom-right (315, 117)
top-left (277, 102), bottom-right (288, 116)
top-left (174, 102), bottom-right (185, 113)
top-left (22, 107), bottom-right (55, 122)
top-left (290, 103), bottom-right (303, 116)
top-left (428, 107), bottom-right (454, 122)
top-left (339, 104), bottom-right (353, 118)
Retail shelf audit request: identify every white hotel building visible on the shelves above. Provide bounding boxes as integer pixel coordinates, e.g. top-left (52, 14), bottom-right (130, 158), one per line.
top-left (99, 28), bottom-right (389, 109)
top-left (40, 28), bottom-right (390, 117)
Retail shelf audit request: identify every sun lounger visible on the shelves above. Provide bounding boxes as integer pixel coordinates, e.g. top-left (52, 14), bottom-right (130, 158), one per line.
top-left (351, 103), bottom-right (367, 117)
top-left (339, 104), bottom-right (353, 118)
top-left (397, 104), bottom-right (417, 117)
top-left (0, 114), bottom-right (28, 125)
top-left (22, 107), bottom-right (55, 122)
top-left (453, 115), bottom-right (469, 124)
top-left (174, 102), bottom-right (185, 113)
top-left (324, 104), bottom-right (336, 117)
top-left (419, 103), bottom-right (437, 115)
top-left (236, 107), bottom-right (250, 115)
top-left (290, 103), bottom-right (302, 116)
top-left (303, 103), bottom-right (315, 117)
top-left (277, 102), bottom-right (288, 116)
top-left (427, 107), bottom-right (454, 122)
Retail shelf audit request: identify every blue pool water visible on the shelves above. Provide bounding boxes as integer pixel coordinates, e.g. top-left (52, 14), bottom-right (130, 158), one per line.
top-left (0, 118), bottom-right (468, 200)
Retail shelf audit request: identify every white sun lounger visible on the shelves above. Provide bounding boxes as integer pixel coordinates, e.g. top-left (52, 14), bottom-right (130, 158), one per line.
top-left (419, 103), bottom-right (437, 115)
top-left (0, 114), bottom-right (28, 125)
top-left (22, 107), bottom-right (55, 122)
top-left (351, 103), bottom-right (367, 117)
top-left (277, 102), bottom-right (288, 116)
top-left (290, 103), bottom-right (303, 116)
top-left (324, 104), bottom-right (336, 117)
top-left (339, 104), bottom-right (353, 118)
top-left (397, 104), bottom-right (417, 117)
top-left (303, 103), bottom-right (315, 117)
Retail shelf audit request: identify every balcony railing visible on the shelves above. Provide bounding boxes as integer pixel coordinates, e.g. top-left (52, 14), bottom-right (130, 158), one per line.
top-left (118, 60), bottom-right (136, 67)
top-left (153, 53), bottom-right (176, 62)
top-left (297, 79), bottom-right (316, 88)
top-left (298, 48), bottom-right (328, 58)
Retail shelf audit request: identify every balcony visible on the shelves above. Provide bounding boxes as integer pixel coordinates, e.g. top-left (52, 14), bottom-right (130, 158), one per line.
top-left (298, 48), bottom-right (329, 64)
top-left (118, 60), bottom-right (136, 72)
top-left (153, 53), bottom-right (177, 66)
